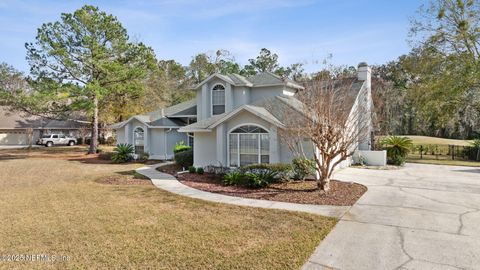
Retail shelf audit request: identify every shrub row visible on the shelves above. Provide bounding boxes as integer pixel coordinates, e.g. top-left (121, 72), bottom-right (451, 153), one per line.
top-left (222, 159), bottom-right (316, 189)
top-left (188, 166), bottom-right (204, 174)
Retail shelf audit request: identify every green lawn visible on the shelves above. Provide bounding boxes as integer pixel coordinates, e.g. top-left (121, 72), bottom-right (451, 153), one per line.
top-left (401, 135), bottom-right (472, 146)
top-left (0, 149), bottom-right (335, 269)
top-left (407, 155), bottom-right (480, 167)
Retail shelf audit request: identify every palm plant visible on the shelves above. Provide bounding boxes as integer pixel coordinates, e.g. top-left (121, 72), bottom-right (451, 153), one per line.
top-left (471, 139), bottom-right (480, 161)
top-left (112, 143), bottom-right (134, 163)
top-left (380, 136), bottom-right (413, 165)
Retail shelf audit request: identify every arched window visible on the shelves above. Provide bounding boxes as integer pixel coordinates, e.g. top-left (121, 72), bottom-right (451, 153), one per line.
top-left (211, 84), bottom-right (225, 115)
top-left (134, 127), bottom-right (144, 154)
top-left (229, 125), bottom-right (269, 167)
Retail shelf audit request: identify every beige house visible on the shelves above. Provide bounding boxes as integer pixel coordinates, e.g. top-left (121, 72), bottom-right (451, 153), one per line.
top-left (0, 107), bottom-right (88, 145)
top-left (112, 63), bottom-right (374, 167)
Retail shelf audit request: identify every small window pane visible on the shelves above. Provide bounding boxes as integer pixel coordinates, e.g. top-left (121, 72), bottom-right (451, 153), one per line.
top-left (213, 105), bottom-right (225, 115)
top-left (229, 134), bottom-right (238, 167)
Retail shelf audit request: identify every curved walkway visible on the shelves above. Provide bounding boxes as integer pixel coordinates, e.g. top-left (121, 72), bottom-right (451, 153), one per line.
top-left (136, 163), bottom-right (350, 218)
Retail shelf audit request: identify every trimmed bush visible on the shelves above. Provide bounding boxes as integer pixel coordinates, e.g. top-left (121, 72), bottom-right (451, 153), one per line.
top-left (174, 149), bottom-right (193, 168)
top-left (196, 167), bottom-right (204, 174)
top-left (292, 158), bottom-right (316, 180)
top-left (111, 143), bottom-right (134, 163)
top-left (173, 141), bottom-right (192, 154)
top-left (77, 137), bottom-right (84, 145)
top-left (188, 166), bottom-right (196, 173)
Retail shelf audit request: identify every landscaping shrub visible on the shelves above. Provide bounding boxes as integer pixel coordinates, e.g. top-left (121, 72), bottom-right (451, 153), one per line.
top-left (77, 137), bottom-right (84, 145)
top-left (292, 157), bottom-right (316, 180)
top-left (223, 171), bottom-right (244, 186)
top-left (240, 163), bottom-right (292, 182)
top-left (380, 136), bottom-right (413, 166)
top-left (188, 166), bottom-right (196, 173)
top-left (106, 137), bottom-right (115, 146)
top-left (205, 165), bottom-right (230, 175)
top-left (470, 139), bottom-right (480, 161)
top-left (196, 167), bottom-right (204, 174)
top-left (173, 141), bottom-right (192, 154)
top-left (139, 153), bottom-right (150, 162)
top-left (174, 149), bottom-right (193, 168)
top-left (111, 143), bottom-right (134, 163)
top-left (243, 171), bottom-right (276, 188)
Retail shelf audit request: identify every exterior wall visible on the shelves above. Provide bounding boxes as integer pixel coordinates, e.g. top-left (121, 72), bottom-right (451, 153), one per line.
top-left (116, 119), bottom-right (187, 160)
top-left (232, 86), bottom-right (250, 109)
top-left (249, 86), bottom-right (284, 104)
top-left (166, 129), bottom-right (187, 159)
top-left (116, 128), bottom-right (126, 144)
top-left (193, 132), bottom-right (218, 167)
top-left (279, 139), bottom-right (315, 164)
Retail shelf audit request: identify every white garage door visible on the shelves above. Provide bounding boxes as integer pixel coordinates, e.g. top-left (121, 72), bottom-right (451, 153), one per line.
top-left (0, 131), bottom-right (28, 145)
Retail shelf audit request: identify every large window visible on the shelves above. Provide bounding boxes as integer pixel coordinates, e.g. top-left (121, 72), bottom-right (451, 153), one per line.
top-left (229, 125), bottom-right (269, 167)
top-left (134, 127), bottom-right (144, 154)
top-left (212, 84), bottom-right (225, 115)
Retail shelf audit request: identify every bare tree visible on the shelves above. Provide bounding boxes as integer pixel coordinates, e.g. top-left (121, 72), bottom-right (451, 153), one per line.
top-left (279, 70), bottom-right (372, 192)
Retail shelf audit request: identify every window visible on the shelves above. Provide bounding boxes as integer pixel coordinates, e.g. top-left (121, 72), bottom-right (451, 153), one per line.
top-left (212, 84), bottom-right (225, 115)
top-left (134, 127), bottom-right (144, 154)
top-left (52, 135), bottom-right (58, 139)
top-left (229, 125), bottom-right (269, 167)
top-left (188, 133), bottom-right (194, 148)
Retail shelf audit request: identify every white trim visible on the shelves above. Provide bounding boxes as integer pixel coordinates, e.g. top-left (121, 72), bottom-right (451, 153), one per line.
top-left (226, 123), bottom-right (270, 167)
top-left (210, 106), bottom-right (284, 129)
top-left (210, 83), bottom-right (226, 117)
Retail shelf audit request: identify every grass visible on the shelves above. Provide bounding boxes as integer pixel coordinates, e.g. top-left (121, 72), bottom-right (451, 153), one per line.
top-left (0, 149), bottom-right (335, 269)
top-left (407, 155), bottom-right (480, 167)
top-left (401, 135), bottom-right (472, 146)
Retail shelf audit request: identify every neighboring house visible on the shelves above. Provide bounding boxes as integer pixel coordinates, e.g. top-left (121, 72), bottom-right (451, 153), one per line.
top-left (112, 63), bottom-right (373, 167)
top-left (0, 107), bottom-right (89, 145)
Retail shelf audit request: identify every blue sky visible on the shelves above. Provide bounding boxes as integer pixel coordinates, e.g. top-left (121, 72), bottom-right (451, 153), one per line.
top-left (0, 0), bottom-right (422, 74)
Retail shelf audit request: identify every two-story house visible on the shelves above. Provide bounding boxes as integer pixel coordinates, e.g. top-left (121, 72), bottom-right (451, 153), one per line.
top-left (111, 62), bottom-right (373, 167)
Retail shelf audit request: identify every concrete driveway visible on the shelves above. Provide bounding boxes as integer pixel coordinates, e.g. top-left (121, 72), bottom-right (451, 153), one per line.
top-left (304, 163), bottom-right (480, 270)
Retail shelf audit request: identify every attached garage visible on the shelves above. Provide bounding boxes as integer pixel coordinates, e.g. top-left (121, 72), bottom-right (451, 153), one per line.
top-left (0, 130), bottom-right (28, 145)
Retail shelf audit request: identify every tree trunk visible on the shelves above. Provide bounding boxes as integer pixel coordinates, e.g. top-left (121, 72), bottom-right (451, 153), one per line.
top-left (88, 95), bottom-right (99, 154)
top-left (317, 177), bottom-right (331, 192)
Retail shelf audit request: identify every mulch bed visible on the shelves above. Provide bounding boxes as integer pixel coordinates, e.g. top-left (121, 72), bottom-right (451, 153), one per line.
top-left (96, 172), bottom-right (152, 186)
top-left (177, 173), bottom-right (367, 206)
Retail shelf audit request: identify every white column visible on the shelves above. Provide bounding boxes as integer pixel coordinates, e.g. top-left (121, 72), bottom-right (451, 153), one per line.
top-left (144, 126), bottom-right (149, 154)
top-left (216, 123), bottom-right (226, 166)
top-left (225, 83), bottom-right (233, 112)
top-left (125, 124), bottom-right (130, 145)
top-left (269, 125), bottom-right (280, 163)
top-left (201, 84), bottom-right (209, 119)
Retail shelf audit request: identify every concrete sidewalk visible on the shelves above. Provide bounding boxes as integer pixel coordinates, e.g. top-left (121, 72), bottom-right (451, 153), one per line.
top-left (303, 163), bottom-right (480, 270)
top-left (136, 163), bottom-right (350, 218)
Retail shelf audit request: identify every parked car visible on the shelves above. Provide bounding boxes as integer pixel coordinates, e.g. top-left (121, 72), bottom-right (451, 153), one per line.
top-left (38, 134), bottom-right (77, 147)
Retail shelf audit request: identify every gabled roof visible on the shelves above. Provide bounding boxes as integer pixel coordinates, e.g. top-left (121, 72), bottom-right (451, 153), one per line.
top-left (178, 103), bottom-right (284, 133)
top-left (193, 71), bottom-right (304, 90)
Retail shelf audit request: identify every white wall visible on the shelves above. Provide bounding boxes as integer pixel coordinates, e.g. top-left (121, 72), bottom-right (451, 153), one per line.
top-left (193, 132), bottom-right (218, 167)
top-left (353, 150), bottom-right (387, 166)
